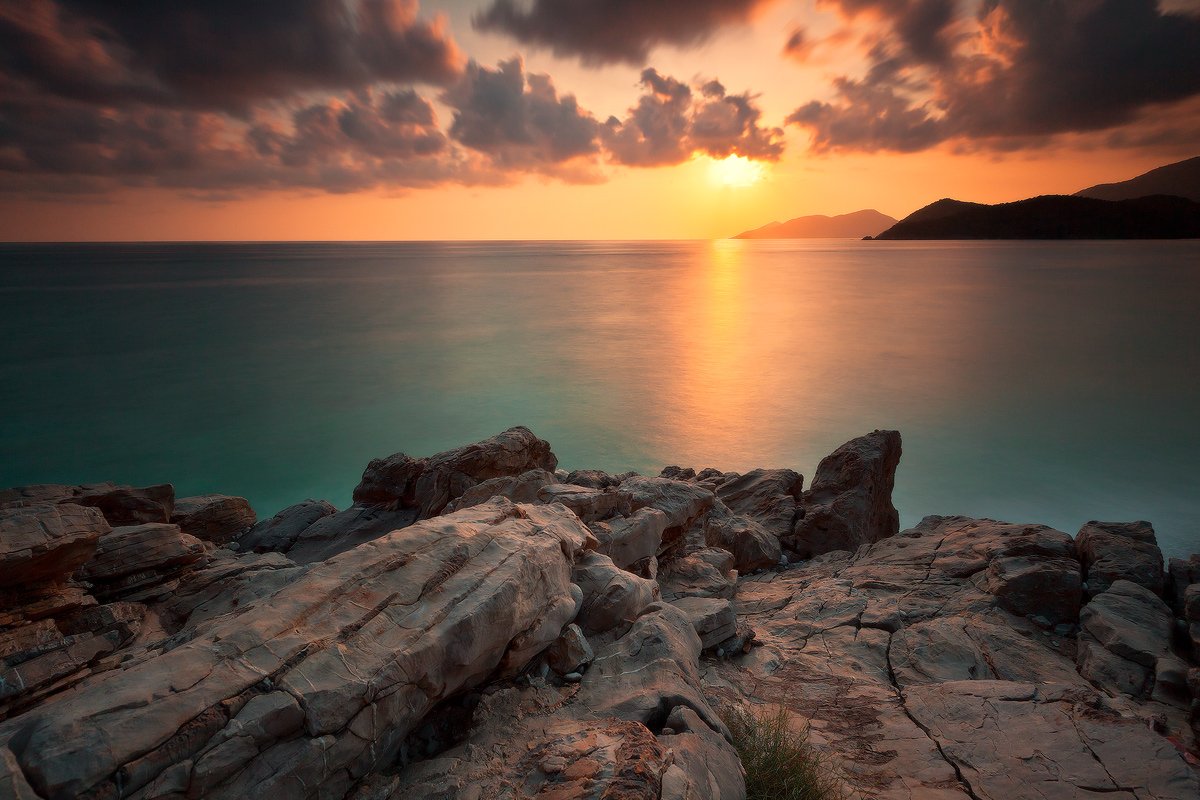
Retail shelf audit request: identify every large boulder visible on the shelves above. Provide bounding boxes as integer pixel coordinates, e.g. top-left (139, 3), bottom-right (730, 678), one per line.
top-left (589, 507), bottom-right (668, 569)
top-left (284, 505), bottom-right (418, 564)
top-left (237, 499), bottom-right (337, 554)
top-left (1077, 580), bottom-right (1174, 699)
top-left (1075, 520), bottom-right (1164, 597)
top-left (0, 499), bottom-right (590, 800)
top-left (0, 483), bottom-right (173, 526)
top-left (1166, 554), bottom-right (1200, 617)
top-left (617, 476), bottom-right (715, 551)
top-left (536, 483), bottom-right (623, 523)
top-left (171, 494), bottom-right (257, 545)
top-left (786, 430), bottom-right (901, 558)
top-left (704, 502), bottom-right (782, 573)
top-left (0, 504), bottom-right (107, 588)
top-left (714, 468), bottom-right (803, 540)
top-left (984, 553), bottom-right (1082, 625)
top-left (572, 551), bottom-right (658, 635)
top-left (444, 468), bottom-right (556, 513)
top-left (79, 523), bottom-right (207, 601)
top-left (353, 426), bottom-right (558, 517)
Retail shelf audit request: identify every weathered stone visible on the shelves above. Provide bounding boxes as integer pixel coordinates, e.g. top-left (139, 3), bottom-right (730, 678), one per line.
top-left (546, 623), bottom-right (594, 675)
top-left (1076, 520), bottom-right (1165, 597)
top-left (171, 494), bottom-right (257, 545)
top-left (659, 465), bottom-right (697, 481)
top-left (669, 596), bottom-right (737, 650)
top-left (237, 499), bottom-right (336, 553)
top-left (284, 504), bottom-right (418, 564)
top-left (537, 483), bottom-right (623, 522)
top-left (659, 548), bottom-right (737, 601)
top-left (353, 426), bottom-right (558, 517)
top-left (704, 503), bottom-right (781, 573)
top-left (715, 468), bottom-right (803, 540)
top-left (566, 469), bottom-right (624, 489)
top-left (787, 429), bottom-right (902, 558)
top-left (985, 554), bottom-right (1082, 624)
top-left (0, 499), bottom-right (589, 799)
top-left (617, 476), bottom-right (715, 547)
top-left (73, 484), bottom-right (175, 526)
top-left (590, 507), bottom-right (668, 569)
top-left (79, 523), bottom-right (206, 586)
top-left (0, 504), bottom-right (107, 588)
top-left (1166, 554), bottom-right (1200, 616)
top-left (573, 551), bottom-right (658, 635)
top-left (1080, 580), bottom-right (1173, 668)
top-left (444, 468), bottom-right (556, 512)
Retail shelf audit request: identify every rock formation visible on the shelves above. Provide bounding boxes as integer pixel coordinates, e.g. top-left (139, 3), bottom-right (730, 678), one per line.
top-left (1, 427), bottom-right (1198, 799)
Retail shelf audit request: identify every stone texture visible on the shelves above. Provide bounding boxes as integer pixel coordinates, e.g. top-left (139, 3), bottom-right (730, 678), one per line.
top-left (713, 515), bottom-right (1199, 799)
top-left (1076, 520), bottom-right (1165, 597)
top-left (617, 476), bottom-right (715, 550)
top-left (564, 469), bottom-right (624, 489)
top-left (443, 468), bottom-right (556, 513)
top-left (78, 523), bottom-right (206, 590)
top-left (171, 494), bottom-right (257, 545)
top-left (786, 429), bottom-right (901, 558)
top-left (704, 502), bottom-right (782, 573)
top-left (984, 553), bottom-right (1082, 624)
top-left (0, 498), bottom-right (589, 799)
top-left (714, 468), bottom-right (803, 540)
top-left (237, 499), bottom-right (337, 553)
top-left (546, 623), bottom-right (594, 675)
top-left (573, 551), bottom-right (658, 635)
top-left (73, 484), bottom-right (175, 526)
top-left (1166, 554), bottom-right (1200, 617)
top-left (353, 426), bottom-right (558, 518)
top-left (669, 596), bottom-right (737, 650)
top-left (283, 504), bottom-right (418, 564)
top-left (590, 507), bottom-right (668, 569)
top-left (0, 504), bottom-right (107, 587)
top-left (659, 548), bottom-right (737, 601)
top-left (537, 483), bottom-right (623, 523)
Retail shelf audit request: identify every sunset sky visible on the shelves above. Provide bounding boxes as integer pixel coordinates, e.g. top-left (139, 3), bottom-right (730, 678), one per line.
top-left (1, 0), bottom-right (1198, 240)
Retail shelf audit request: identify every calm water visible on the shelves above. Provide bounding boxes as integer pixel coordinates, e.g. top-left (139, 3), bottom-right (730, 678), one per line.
top-left (1, 240), bottom-right (1197, 557)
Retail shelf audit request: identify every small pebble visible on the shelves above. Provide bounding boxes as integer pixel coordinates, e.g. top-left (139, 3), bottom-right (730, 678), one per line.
top-left (563, 672), bottom-right (583, 683)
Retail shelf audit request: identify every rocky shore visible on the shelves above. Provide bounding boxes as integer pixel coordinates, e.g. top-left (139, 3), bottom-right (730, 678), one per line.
top-left (1, 427), bottom-right (1198, 799)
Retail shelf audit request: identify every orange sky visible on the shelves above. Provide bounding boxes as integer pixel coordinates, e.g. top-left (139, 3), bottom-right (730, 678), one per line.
top-left (1, 0), bottom-right (1197, 240)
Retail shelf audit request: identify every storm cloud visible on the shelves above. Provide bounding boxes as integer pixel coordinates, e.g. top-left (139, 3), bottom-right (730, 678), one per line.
top-left (605, 69), bottom-right (784, 165)
top-left (790, 0), bottom-right (1200, 152)
top-left (474, 0), bottom-right (773, 66)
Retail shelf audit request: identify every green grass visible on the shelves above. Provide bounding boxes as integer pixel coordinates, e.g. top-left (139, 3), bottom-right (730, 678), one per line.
top-left (723, 703), bottom-right (848, 800)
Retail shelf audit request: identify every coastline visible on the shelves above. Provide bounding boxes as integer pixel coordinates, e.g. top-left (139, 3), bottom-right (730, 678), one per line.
top-left (2, 426), bottom-right (1198, 798)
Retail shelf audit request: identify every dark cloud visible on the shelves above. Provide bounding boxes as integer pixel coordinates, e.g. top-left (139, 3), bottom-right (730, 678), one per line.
top-left (0, 0), bottom-right (462, 110)
top-left (441, 58), bottom-right (603, 172)
top-left (791, 0), bottom-right (1200, 152)
top-left (473, 0), bottom-right (772, 66)
top-left (605, 69), bottom-right (785, 165)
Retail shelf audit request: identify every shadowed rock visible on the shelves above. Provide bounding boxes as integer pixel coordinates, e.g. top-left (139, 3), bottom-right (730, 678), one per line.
top-left (237, 499), bottom-right (337, 554)
top-left (1076, 520), bottom-right (1165, 597)
top-left (353, 426), bottom-right (558, 517)
top-left (171, 494), bottom-right (256, 545)
top-left (786, 429), bottom-right (901, 558)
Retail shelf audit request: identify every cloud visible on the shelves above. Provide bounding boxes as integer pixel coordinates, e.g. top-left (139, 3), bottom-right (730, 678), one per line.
top-left (0, 0), bottom-right (463, 110)
top-left (790, 0), bottom-right (1200, 152)
top-left (441, 58), bottom-right (604, 176)
top-left (473, 0), bottom-right (773, 66)
top-left (604, 69), bottom-right (785, 165)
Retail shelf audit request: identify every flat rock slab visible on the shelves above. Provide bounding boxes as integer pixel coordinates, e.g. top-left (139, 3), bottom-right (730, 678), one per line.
top-left (712, 515), bottom-right (1200, 800)
top-left (0, 499), bottom-right (589, 800)
top-left (0, 504), bottom-right (108, 588)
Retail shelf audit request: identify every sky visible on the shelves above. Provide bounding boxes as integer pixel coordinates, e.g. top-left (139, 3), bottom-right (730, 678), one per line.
top-left (1, 0), bottom-right (1198, 240)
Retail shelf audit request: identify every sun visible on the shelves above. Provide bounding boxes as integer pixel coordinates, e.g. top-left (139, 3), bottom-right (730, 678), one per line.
top-left (708, 154), bottom-right (766, 188)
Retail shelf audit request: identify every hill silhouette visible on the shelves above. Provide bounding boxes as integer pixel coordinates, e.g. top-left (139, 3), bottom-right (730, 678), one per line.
top-left (875, 194), bottom-right (1200, 239)
top-left (1076, 156), bottom-right (1200, 202)
top-left (734, 209), bottom-right (896, 239)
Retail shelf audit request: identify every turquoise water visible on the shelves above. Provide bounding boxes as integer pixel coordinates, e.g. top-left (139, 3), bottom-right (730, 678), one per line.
top-left (1, 240), bottom-right (1197, 557)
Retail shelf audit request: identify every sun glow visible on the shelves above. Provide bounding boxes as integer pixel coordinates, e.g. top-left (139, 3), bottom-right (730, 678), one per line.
top-left (708, 154), bottom-right (766, 188)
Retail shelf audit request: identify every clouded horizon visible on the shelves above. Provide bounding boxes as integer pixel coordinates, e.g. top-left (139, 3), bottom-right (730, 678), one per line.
top-left (2, 0), bottom-right (1198, 239)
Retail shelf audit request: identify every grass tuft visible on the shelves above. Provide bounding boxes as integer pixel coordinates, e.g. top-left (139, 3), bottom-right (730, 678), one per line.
top-left (723, 703), bottom-right (848, 800)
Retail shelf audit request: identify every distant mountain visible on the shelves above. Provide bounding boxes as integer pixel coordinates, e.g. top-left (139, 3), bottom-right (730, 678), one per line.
top-left (875, 194), bottom-right (1200, 239)
top-left (1076, 156), bottom-right (1200, 202)
top-left (733, 209), bottom-right (896, 239)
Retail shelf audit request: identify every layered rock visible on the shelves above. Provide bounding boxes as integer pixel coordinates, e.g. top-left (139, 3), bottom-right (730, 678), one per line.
top-left (237, 499), bottom-right (337, 554)
top-left (353, 426), bottom-right (558, 517)
top-left (1076, 520), bottom-right (1165, 597)
top-left (786, 429), bottom-right (902, 558)
top-left (0, 483), bottom-right (174, 526)
top-left (171, 494), bottom-right (257, 545)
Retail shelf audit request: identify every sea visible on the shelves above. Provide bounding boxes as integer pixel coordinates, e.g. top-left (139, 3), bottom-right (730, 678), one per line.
top-left (1, 239), bottom-right (1197, 557)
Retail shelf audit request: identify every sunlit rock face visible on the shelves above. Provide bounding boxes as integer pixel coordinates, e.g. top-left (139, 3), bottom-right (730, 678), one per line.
top-left (1, 426), bottom-right (1199, 800)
